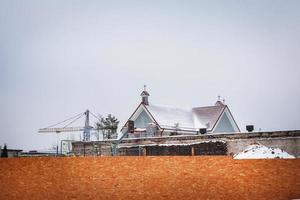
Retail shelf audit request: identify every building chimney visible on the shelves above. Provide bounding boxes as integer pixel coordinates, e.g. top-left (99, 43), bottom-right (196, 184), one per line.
top-left (246, 125), bottom-right (254, 132)
top-left (140, 85), bottom-right (150, 105)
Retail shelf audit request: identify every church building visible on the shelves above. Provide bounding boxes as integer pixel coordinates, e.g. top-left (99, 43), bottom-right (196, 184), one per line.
top-left (121, 87), bottom-right (240, 138)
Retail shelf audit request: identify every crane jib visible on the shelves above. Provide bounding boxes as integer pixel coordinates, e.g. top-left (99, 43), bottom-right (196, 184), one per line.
top-left (38, 127), bottom-right (97, 133)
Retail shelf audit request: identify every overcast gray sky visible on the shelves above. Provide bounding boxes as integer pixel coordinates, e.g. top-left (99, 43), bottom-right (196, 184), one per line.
top-left (1, 0), bottom-right (300, 150)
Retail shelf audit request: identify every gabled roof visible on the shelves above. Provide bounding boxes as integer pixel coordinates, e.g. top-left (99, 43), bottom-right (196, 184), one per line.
top-left (143, 104), bottom-right (228, 131)
top-left (192, 105), bottom-right (226, 130)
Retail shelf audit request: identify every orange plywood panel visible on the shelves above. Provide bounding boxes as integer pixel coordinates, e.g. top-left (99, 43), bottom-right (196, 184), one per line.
top-left (0, 156), bottom-right (299, 200)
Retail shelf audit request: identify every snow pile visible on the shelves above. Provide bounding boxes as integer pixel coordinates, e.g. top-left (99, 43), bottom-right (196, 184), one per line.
top-left (234, 143), bottom-right (295, 159)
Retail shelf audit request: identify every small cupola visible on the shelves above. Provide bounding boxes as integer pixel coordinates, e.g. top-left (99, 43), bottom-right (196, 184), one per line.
top-left (140, 85), bottom-right (150, 105)
top-left (215, 95), bottom-right (225, 106)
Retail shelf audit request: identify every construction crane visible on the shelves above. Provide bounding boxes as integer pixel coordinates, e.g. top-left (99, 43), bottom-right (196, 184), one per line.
top-left (38, 109), bottom-right (100, 155)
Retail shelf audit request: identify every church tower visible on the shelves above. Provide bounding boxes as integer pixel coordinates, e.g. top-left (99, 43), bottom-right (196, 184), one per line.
top-left (140, 85), bottom-right (150, 105)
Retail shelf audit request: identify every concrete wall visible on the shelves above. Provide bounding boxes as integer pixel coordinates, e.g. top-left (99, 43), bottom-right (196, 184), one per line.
top-left (227, 136), bottom-right (300, 157)
top-left (0, 157), bottom-right (299, 200)
top-left (72, 142), bottom-right (112, 156)
top-left (72, 130), bottom-right (300, 157)
top-left (117, 142), bottom-right (228, 156)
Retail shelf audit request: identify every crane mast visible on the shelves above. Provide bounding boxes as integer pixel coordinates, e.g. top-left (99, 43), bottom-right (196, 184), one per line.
top-left (83, 109), bottom-right (91, 141)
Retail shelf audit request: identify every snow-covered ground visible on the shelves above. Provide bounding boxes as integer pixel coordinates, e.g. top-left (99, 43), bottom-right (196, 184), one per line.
top-left (234, 143), bottom-right (295, 159)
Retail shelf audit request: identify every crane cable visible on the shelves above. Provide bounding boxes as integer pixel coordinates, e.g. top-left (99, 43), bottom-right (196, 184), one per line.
top-left (62, 112), bottom-right (85, 128)
top-left (46, 112), bottom-right (85, 128)
top-left (89, 111), bottom-right (102, 122)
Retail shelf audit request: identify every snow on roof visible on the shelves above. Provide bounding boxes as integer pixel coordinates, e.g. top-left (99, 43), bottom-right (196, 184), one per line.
top-left (192, 105), bottom-right (225, 129)
top-left (146, 104), bottom-right (197, 129)
top-left (234, 143), bottom-right (295, 159)
top-left (145, 104), bottom-right (226, 131)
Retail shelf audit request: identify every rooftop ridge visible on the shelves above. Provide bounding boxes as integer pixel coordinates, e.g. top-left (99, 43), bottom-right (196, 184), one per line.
top-left (147, 103), bottom-right (226, 111)
top-left (147, 103), bottom-right (192, 111)
top-left (192, 104), bottom-right (226, 109)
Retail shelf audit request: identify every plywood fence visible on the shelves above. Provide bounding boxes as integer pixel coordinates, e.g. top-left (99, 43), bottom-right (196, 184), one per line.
top-left (0, 156), bottom-right (299, 200)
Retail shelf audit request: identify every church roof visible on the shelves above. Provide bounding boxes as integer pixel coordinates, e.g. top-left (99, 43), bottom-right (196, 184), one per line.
top-left (192, 105), bottom-right (226, 130)
top-left (144, 103), bottom-right (227, 131)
